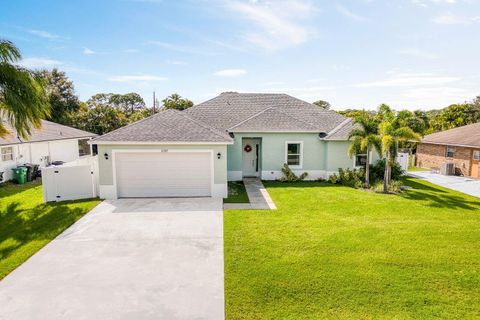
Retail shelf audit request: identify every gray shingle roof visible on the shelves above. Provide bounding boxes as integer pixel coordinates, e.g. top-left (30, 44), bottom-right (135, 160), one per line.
top-left (325, 118), bottom-right (356, 140)
top-left (421, 123), bottom-right (480, 148)
top-left (0, 120), bottom-right (96, 146)
top-left (185, 92), bottom-right (349, 135)
top-left (92, 109), bottom-right (233, 143)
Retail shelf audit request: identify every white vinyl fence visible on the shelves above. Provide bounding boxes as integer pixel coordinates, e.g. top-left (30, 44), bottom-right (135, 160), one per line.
top-left (42, 156), bottom-right (98, 202)
top-left (397, 152), bottom-right (409, 173)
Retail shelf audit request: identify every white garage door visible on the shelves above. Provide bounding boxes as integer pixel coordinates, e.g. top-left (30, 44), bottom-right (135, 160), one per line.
top-left (115, 152), bottom-right (212, 198)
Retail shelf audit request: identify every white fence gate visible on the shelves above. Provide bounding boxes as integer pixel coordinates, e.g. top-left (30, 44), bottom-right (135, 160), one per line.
top-left (397, 152), bottom-right (409, 173)
top-left (42, 156), bottom-right (98, 202)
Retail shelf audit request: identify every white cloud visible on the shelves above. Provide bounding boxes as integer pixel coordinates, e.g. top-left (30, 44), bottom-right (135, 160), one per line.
top-left (221, 0), bottom-right (318, 51)
top-left (82, 47), bottom-right (96, 55)
top-left (336, 5), bottom-right (369, 22)
top-left (27, 29), bottom-right (63, 41)
top-left (214, 69), bottom-right (247, 77)
top-left (147, 41), bottom-right (214, 55)
top-left (166, 60), bottom-right (188, 65)
top-left (432, 13), bottom-right (480, 24)
top-left (412, 0), bottom-right (457, 7)
top-left (399, 48), bottom-right (438, 59)
top-left (19, 57), bottom-right (63, 68)
top-left (354, 73), bottom-right (460, 88)
top-left (108, 74), bottom-right (168, 82)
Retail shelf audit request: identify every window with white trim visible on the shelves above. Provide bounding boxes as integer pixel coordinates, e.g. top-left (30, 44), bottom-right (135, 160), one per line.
top-left (446, 146), bottom-right (455, 158)
top-left (355, 154), bottom-right (368, 167)
top-left (473, 150), bottom-right (480, 161)
top-left (1, 146), bottom-right (13, 162)
top-left (78, 139), bottom-right (91, 157)
top-left (286, 142), bottom-right (302, 167)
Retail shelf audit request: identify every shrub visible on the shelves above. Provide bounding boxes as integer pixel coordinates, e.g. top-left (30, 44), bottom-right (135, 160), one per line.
top-left (372, 180), bottom-right (403, 193)
top-left (279, 163), bottom-right (308, 182)
top-left (370, 159), bottom-right (404, 182)
top-left (335, 167), bottom-right (365, 188)
top-left (328, 173), bottom-right (339, 184)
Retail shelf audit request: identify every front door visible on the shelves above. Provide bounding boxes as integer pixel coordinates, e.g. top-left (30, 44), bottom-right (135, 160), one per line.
top-left (472, 150), bottom-right (480, 178)
top-left (242, 138), bottom-right (260, 177)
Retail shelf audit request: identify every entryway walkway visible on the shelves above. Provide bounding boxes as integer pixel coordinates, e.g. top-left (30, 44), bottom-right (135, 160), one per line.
top-left (0, 198), bottom-right (225, 320)
top-left (223, 178), bottom-right (277, 210)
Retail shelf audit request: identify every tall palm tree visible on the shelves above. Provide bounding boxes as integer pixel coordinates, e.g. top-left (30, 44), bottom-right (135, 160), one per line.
top-left (348, 114), bottom-right (382, 188)
top-left (378, 121), bottom-right (420, 193)
top-left (0, 39), bottom-right (49, 138)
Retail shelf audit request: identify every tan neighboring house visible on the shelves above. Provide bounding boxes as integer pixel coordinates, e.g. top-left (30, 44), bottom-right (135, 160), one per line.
top-left (416, 123), bottom-right (480, 178)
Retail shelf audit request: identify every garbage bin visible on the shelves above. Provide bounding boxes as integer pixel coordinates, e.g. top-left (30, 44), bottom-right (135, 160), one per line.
top-left (21, 164), bottom-right (39, 182)
top-left (11, 167), bottom-right (28, 184)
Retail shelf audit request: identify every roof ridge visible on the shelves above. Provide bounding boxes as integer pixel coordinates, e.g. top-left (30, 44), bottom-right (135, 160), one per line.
top-left (272, 107), bottom-right (322, 130)
top-left (227, 107), bottom-right (274, 130)
top-left (325, 118), bottom-right (353, 139)
top-left (176, 110), bottom-right (233, 141)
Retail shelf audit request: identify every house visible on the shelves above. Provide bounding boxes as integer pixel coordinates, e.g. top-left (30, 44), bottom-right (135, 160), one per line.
top-left (91, 93), bottom-right (378, 199)
top-left (0, 120), bottom-right (96, 182)
top-left (416, 123), bottom-right (480, 178)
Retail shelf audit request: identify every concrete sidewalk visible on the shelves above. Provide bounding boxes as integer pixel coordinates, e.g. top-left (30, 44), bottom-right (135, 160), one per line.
top-left (409, 171), bottom-right (480, 198)
top-left (0, 198), bottom-right (225, 320)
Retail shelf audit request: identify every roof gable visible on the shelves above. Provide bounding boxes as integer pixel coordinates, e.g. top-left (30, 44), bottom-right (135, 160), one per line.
top-left (185, 92), bottom-right (349, 134)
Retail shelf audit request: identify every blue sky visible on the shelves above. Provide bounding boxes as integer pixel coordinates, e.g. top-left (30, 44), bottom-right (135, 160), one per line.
top-left (1, 0), bottom-right (479, 110)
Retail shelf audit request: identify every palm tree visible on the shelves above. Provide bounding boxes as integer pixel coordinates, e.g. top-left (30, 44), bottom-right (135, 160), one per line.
top-left (0, 39), bottom-right (49, 138)
top-left (378, 121), bottom-right (420, 193)
top-left (348, 114), bottom-right (381, 188)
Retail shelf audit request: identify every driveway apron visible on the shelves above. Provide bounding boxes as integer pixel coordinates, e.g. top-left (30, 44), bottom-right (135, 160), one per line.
top-left (0, 198), bottom-right (224, 320)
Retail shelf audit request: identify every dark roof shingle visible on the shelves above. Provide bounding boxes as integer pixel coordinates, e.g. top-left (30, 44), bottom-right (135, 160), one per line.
top-left (92, 109), bottom-right (233, 143)
top-left (0, 120), bottom-right (96, 146)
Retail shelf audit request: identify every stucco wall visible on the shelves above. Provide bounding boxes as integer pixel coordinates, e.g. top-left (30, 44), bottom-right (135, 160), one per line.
top-left (226, 133), bottom-right (376, 180)
top-left (97, 144), bottom-right (228, 186)
top-left (1, 139), bottom-right (82, 182)
top-left (417, 143), bottom-right (473, 176)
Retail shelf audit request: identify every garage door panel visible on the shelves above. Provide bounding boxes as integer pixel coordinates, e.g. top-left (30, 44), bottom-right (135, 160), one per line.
top-left (115, 152), bottom-right (212, 198)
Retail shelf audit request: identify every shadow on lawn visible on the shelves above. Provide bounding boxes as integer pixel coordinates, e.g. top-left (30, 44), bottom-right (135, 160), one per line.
top-left (0, 200), bottom-right (92, 262)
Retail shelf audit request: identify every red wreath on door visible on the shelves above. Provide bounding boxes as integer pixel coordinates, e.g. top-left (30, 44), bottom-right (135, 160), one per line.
top-left (244, 144), bottom-right (252, 153)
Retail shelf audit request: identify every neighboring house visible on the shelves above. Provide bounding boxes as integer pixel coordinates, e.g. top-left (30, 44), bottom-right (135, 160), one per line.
top-left (416, 123), bottom-right (480, 178)
top-left (0, 120), bottom-right (96, 182)
top-left (91, 93), bottom-right (378, 199)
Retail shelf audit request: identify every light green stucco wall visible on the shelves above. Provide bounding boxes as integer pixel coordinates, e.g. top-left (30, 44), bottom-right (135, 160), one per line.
top-left (98, 144), bottom-right (227, 185)
top-left (227, 133), bottom-right (382, 173)
top-left (227, 133), bottom-right (363, 172)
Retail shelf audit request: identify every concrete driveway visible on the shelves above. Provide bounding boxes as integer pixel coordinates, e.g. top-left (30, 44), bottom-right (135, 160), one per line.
top-left (0, 198), bottom-right (224, 320)
top-left (409, 171), bottom-right (480, 198)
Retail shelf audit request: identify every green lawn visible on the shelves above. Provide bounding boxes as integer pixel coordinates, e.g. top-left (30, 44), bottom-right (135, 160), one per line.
top-left (0, 181), bottom-right (100, 280)
top-left (224, 181), bottom-right (249, 203)
top-left (224, 178), bottom-right (480, 319)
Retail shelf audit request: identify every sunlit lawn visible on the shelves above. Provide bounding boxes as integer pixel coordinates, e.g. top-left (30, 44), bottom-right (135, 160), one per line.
top-left (224, 178), bottom-right (480, 319)
top-left (0, 181), bottom-right (100, 280)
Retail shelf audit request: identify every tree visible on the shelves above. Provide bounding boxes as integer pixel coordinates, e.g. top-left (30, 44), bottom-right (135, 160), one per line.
top-left (68, 102), bottom-right (128, 135)
top-left (313, 100), bottom-right (331, 110)
top-left (162, 93), bottom-right (193, 111)
top-left (378, 121), bottom-right (420, 193)
top-left (109, 92), bottom-right (145, 115)
top-left (0, 39), bottom-right (49, 138)
top-left (36, 68), bottom-right (80, 124)
top-left (348, 114), bottom-right (381, 188)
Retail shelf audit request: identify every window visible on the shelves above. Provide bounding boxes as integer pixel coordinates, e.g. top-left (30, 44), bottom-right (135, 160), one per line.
top-left (78, 139), bottom-right (91, 157)
top-left (286, 142), bottom-right (303, 168)
top-left (473, 150), bottom-right (480, 161)
top-left (1, 147), bottom-right (13, 161)
top-left (446, 146), bottom-right (455, 158)
top-left (355, 154), bottom-right (367, 167)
